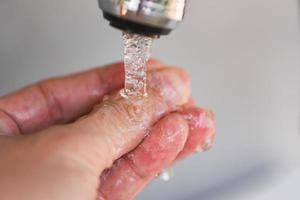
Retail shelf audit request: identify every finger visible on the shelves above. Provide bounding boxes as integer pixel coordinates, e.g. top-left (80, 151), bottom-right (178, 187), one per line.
top-left (0, 59), bottom-right (164, 135)
top-left (176, 107), bottom-right (215, 161)
top-left (0, 63), bottom-right (124, 135)
top-left (55, 67), bottom-right (191, 173)
top-left (98, 113), bottom-right (189, 200)
top-left (97, 106), bottom-right (215, 200)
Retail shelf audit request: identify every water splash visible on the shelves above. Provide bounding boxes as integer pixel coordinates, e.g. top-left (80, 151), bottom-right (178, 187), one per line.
top-left (120, 32), bottom-right (153, 98)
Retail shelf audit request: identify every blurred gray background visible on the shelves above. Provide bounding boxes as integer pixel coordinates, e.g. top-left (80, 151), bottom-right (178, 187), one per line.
top-left (0, 0), bottom-right (299, 199)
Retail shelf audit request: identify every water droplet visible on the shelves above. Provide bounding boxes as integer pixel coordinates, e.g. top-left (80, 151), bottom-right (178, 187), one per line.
top-left (158, 168), bottom-right (174, 181)
top-left (202, 138), bottom-right (213, 151)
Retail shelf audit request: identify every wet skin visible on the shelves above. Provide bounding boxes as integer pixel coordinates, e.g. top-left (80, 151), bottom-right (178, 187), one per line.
top-left (0, 60), bottom-right (215, 200)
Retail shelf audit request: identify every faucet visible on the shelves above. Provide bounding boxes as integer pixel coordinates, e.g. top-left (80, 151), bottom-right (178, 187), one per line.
top-left (98, 0), bottom-right (187, 37)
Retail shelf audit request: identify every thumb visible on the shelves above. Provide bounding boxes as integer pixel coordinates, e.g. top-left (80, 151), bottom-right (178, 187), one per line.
top-left (50, 67), bottom-right (191, 174)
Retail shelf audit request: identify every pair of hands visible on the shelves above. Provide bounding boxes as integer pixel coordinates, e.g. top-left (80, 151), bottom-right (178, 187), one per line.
top-left (0, 60), bottom-right (215, 200)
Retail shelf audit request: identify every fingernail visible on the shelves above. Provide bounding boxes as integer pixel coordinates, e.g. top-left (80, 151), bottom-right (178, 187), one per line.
top-left (182, 108), bottom-right (216, 153)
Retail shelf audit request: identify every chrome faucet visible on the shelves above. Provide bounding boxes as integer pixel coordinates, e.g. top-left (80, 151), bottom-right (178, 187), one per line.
top-left (98, 0), bottom-right (187, 36)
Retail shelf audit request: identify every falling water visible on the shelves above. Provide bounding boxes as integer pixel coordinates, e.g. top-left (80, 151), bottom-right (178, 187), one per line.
top-left (120, 31), bottom-right (172, 181)
top-left (120, 32), bottom-right (153, 98)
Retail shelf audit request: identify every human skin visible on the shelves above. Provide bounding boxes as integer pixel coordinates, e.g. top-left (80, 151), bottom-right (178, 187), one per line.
top-left (0, 60), bottom-right (215, 200)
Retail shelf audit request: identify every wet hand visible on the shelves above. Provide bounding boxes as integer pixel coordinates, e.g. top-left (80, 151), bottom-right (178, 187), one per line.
top-left (0, 60), bottom-right (215, 200)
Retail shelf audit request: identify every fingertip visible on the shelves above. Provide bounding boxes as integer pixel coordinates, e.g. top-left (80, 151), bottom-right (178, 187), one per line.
top-left (185, 107), bottom-right (215, 150)
top-left (176, 107), bottom-right (216, 160)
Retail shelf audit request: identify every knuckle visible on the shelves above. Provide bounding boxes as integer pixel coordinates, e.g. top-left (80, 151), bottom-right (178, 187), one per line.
top-left (94, 97), bottom-right (152, 132)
